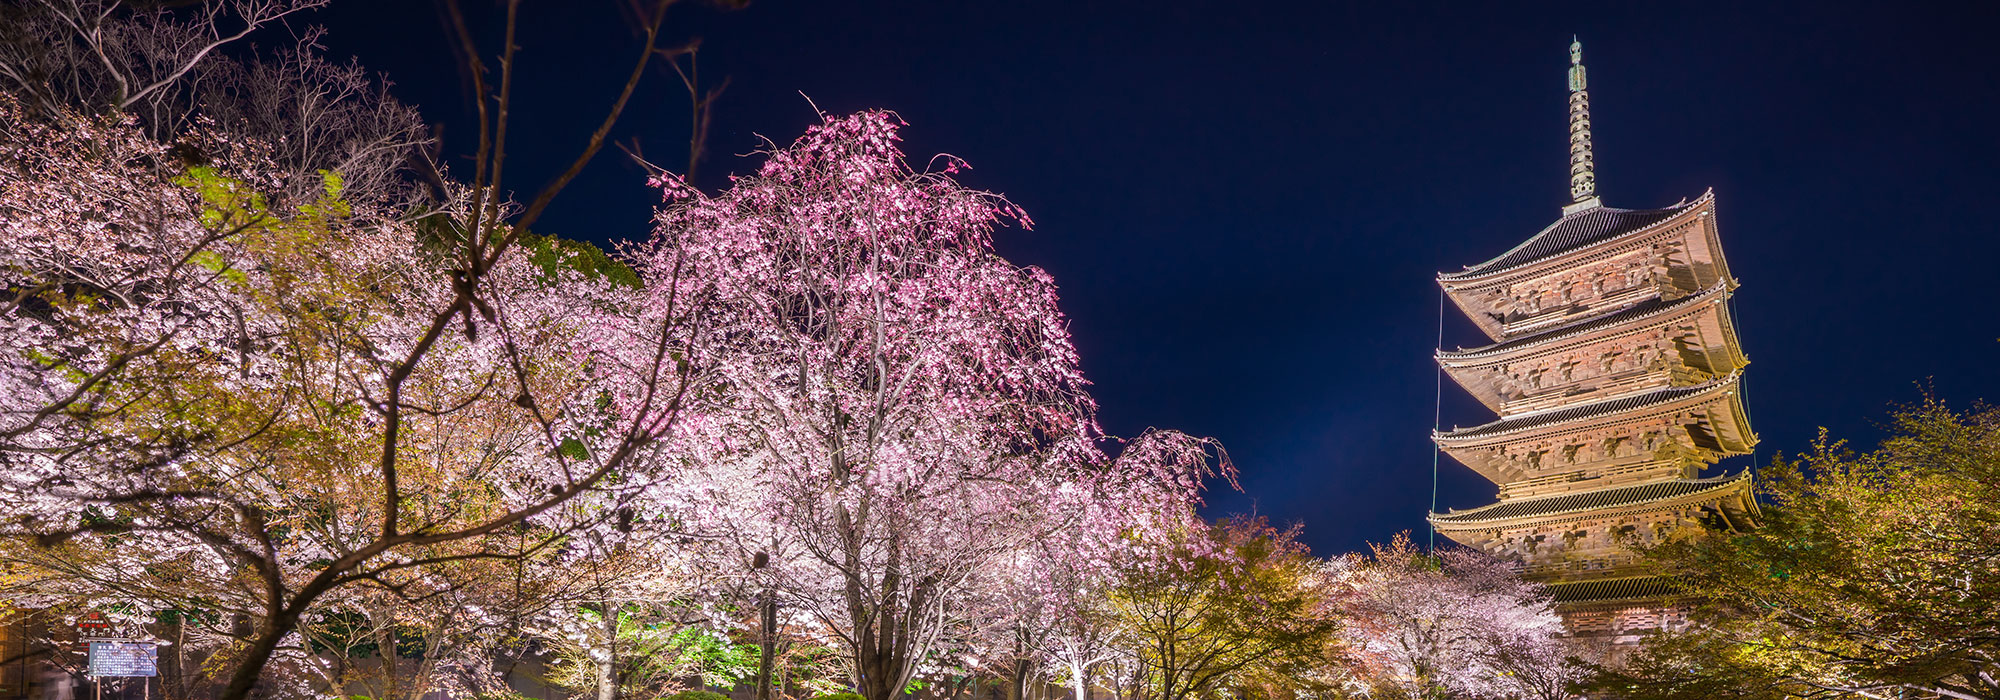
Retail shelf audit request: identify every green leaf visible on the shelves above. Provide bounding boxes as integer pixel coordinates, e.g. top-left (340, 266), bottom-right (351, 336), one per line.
top-left (191, 250), bottom-right (227, 272)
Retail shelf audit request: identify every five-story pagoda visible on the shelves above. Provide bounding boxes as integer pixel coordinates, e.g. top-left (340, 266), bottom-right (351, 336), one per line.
top-left (1428, 39), bottom-right (1759, 654)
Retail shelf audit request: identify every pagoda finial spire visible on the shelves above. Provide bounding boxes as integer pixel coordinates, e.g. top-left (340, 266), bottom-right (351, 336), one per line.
top-left (1565, 37), bottom-right (1600, 213)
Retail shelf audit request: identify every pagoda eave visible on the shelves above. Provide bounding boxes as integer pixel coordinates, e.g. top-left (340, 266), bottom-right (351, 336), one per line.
top-left (1428, 472), bottom-right (1758, 533)
top-left (1433, 377), bottom-right (1755, 488)
top-left (1439, 192), bottom-right (1733, 343)
top-left (1435, 374), bottom-right (1750, 447)
top-left (1439, 190), bottom-right (1714, 286)
top-left (1439, 281), bottom-right (1733, 363)
top-left (1547, 576), bottom-right (1689, 607)
top-left (1437, 282), bottom-right (1745, 414)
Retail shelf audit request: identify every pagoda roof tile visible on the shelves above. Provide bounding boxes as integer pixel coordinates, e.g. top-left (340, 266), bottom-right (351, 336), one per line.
top-left (1436, 375), bottom-right (1736, 442)
top-left (1440, 282), bottom-right (1731, 361)
top-left (1440, 194), bottom-right (1707, 282)
top-left (1547, 576), bottom-right (1685, 604)
top-left (1429, 471), bottom-right (1750, 525)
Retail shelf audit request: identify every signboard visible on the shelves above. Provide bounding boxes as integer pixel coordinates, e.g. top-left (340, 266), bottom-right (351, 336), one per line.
top-left (74, 612), bottom-right (112, 653)
top-left (75, 612), bottom-right (110, 633)
top-left (87, 641), bottom-right (158, 678)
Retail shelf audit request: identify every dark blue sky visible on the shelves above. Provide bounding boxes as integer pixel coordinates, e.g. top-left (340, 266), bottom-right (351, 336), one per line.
top-left (315, 1), bottom-right (2000, 557)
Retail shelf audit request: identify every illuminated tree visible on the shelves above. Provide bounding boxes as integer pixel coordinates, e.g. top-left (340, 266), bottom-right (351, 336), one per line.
top-left (1332, 535), bottom-right (1573, 700)
top-left (638, 110), bottom-right (1225, 700)
top-left (1602, 399), bottom-right (2000, 700)
top-left (0, 0), bottom-right (695, 695)
top-left (1025, 545), bottom-right (1126, 700)
top-left (1107, 517), bottom-right (1341, 700)
top-left (1, 9), bottom-right (1227, 700)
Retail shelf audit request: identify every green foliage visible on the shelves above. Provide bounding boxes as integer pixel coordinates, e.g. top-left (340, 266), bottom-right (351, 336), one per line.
top-left (666, 691), bottom-right (730, 700)
top-left (1600, 398), bottom-right (2000, 700)
top-left (810, 693), bottom-right (864, 700)
top-left (775, 645), bottom-right (854, 698)
top-left (557, 436), bottom-right (591, 460)
top-left (175, 165), bottom-right (268, 228)
top-left (300, 610), bottom-right (430, 659)
top-left (1111, 517), bottom-right (1342, 700)
top-left (174, 166), bottom-right (351, 248)
top-left (519, 231), bottom-right (641, 288)
top-left (669, 624), bottom-right (759, 689)
top-left (547, 604), bottom-right (760, 699)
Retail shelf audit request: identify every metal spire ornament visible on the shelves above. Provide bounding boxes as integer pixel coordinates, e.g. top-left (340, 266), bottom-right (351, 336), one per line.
top-left (1564, 37), bottom-right (1602, 214)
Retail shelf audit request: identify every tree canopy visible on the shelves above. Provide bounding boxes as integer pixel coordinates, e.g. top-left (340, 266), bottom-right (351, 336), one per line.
top-left (1602, 399), bottom-right (2000, 700)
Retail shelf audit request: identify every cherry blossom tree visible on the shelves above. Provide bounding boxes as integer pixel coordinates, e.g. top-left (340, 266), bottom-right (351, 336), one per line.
top-left (1485, 627), bottom-right (1591, 700)
top-left (1331, 535), bottom-right (1578, 700)
top-left (636, 110), bottom-right (1226, 700)
top-left (1017, 524), bottom-right (1141, 700)
top-left (0, 1), bottom-right (705, 695)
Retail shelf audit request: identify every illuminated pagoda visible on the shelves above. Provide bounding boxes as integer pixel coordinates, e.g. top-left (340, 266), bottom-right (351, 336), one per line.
top-left (1427, 39), bottom-right (1759, 658)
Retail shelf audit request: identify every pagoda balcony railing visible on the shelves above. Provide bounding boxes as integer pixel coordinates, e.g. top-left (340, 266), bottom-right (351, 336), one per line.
top-left (1500, 369), bottom-right (1681, 416)
top-left (1500, 284), bottom-right (1663, 339)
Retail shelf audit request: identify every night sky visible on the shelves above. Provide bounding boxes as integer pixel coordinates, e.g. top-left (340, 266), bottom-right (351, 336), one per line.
top-left (311, 1), bottom-right (2000, 557)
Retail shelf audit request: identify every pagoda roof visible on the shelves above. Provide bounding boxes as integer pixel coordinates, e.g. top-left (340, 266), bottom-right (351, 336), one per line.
top-left (1439, 281), bottom-right (1732, 362)
top-left (1439, 193), bottom-right (1709, 282)
top-left (1547, 576), bottom-right (1685, 605)
top-left (1436, 375), bottom-right (1736, 442)
top-left (1428, 471), bottom-right (1750, 526)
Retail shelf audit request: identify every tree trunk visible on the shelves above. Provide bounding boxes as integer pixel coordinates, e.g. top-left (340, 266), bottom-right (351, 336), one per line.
top-left (756, 591), bottom-right (777, 700)
top-left (596, 600), bottom-right (620, 700)
top-left (840, 500), bottom-right (903, 700)
top-left (218, 612), bottom-right (302, 700)
top-left (376, 611), bottom-right (399, 700)
top-left (173, 618), bottom-right (187, 700)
